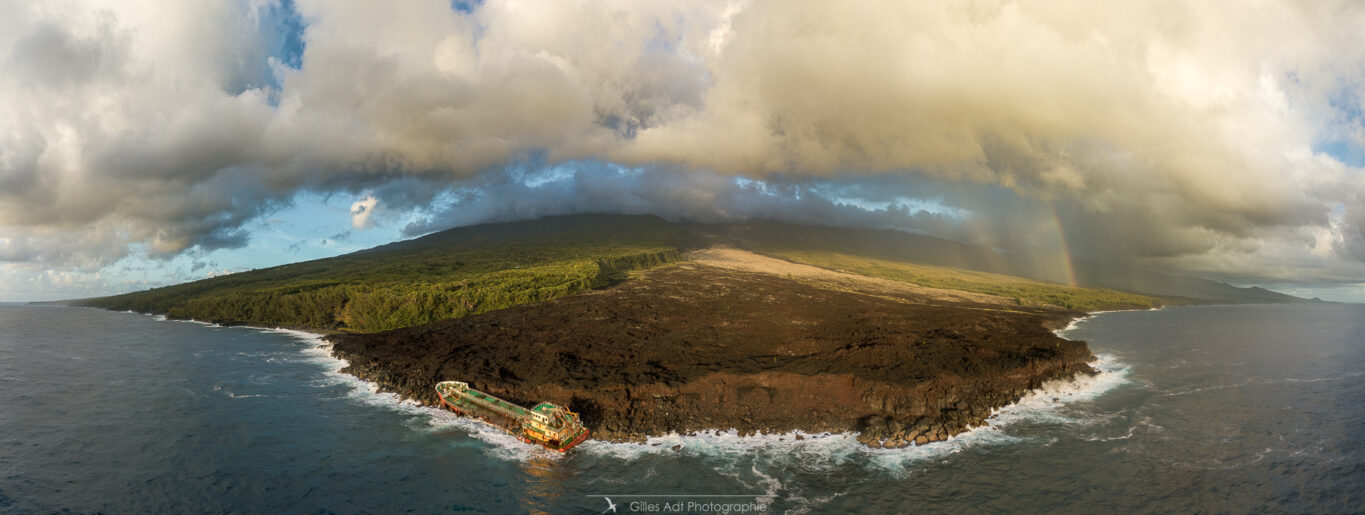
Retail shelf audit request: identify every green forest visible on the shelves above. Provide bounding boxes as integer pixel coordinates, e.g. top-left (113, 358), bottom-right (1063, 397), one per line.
top-left (77, 215), bottom-right (686, 333)
top-left (76, 214), bottom-right (1168, 334)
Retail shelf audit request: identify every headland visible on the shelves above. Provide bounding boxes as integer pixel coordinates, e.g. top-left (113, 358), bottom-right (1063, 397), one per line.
top-left (328, 250), bottom-right (1096, 447)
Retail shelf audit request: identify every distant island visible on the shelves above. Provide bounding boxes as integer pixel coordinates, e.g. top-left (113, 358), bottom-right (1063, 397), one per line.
top-left (73, 214), bottom-right (1308, 447)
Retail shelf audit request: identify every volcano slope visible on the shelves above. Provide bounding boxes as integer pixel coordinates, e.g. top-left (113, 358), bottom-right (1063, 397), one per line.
top-left (328, 250), bottom-right (1094, 448)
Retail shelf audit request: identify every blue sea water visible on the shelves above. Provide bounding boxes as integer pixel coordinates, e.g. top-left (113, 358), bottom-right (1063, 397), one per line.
top-left (0, 303), bottom-right (1362, 513)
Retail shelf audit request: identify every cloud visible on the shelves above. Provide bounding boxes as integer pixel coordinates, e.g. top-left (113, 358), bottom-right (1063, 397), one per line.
top-left (349, 195), bottom-right (379, 229)
top-left (402, 163), bottom-right (969, 240)
top-left (7, 21), bottom-right (111, 88)
top-left (2, 0), bottom-right (1365, 295)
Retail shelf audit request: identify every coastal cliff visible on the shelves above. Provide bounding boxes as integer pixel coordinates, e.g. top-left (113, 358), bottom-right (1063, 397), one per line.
top-left (328, 262), bottom-right (1095, 447)
top-left (70, 214), bottom-right (1173, 448)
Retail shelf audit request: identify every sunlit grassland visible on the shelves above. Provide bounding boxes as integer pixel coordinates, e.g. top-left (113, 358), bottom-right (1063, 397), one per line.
top-left (75, 215), bottom-right (1169, 333)
top-left (76, 216), bottom-right (685, 333)
top-left (758, 248), bottom-right (1163, 311)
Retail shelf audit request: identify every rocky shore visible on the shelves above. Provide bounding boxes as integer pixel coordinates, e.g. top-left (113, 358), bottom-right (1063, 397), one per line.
top-left (327, 262), bottom-right (1096, 448)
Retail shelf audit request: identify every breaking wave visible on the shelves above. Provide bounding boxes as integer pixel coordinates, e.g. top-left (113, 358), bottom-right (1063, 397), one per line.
top-left (268, 327), bottom-right (562, 462)
top-left (251, 323), bottom-right (1130, 472)
top-left (579, 352), bottom-right (1132, 474)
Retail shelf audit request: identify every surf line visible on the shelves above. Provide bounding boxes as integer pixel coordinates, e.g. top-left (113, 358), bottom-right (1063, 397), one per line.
top-left (584, 491), bottom-right (764, 494)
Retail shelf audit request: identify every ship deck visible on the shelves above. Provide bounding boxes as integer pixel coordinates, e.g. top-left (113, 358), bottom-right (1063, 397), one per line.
top-left (438, 385), bottom-right (531, 423)
top-left (457, 389), bottom-right (531, 418)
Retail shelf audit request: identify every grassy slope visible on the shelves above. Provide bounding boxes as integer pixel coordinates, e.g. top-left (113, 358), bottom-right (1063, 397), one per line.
top-left (758, 248), bottom-right (1163, 311)
top-left (77, 215), bottom-right (1167, 333)
top-left (716, 220), bottom-right (1300, 306)
top-left (76, 215), bottom-right (686, 333)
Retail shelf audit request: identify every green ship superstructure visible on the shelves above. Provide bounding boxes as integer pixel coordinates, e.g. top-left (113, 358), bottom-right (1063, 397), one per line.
top-left (435, 381), bottom-right (590, 452)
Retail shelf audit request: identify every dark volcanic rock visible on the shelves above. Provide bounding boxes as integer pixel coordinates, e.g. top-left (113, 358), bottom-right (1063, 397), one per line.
top-left (327, 264), bottom-right (1094, 446)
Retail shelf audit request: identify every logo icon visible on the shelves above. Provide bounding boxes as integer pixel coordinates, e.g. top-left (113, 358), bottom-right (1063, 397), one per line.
top-left (601, 497), bottom-right (618, 513)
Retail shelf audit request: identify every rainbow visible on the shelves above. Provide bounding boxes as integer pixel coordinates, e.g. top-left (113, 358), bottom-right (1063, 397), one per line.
top-left (1049, 205), bottom-right (1079, 288)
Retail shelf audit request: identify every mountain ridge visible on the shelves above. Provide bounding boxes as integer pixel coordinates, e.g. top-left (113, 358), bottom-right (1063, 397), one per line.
top-left (71, 213), bottom-right (1305, 333)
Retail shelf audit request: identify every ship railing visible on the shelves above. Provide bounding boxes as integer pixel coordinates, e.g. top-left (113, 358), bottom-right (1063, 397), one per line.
top-left (458, 392), bottom-right (531, 420)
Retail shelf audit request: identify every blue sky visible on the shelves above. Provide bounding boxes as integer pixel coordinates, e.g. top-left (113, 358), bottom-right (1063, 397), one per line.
top-left (100, 192), bottom-right (408, 289)
top-left (1, 192), bottom-right (407, 302)
top-left (3, 1), bottom-right (1365, 302)
top-left (2, 168), bottom-right (987, 302)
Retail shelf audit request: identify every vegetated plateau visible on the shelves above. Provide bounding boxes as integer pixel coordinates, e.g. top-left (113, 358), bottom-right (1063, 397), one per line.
top-left (75, 214), bottom-right (1305, 446)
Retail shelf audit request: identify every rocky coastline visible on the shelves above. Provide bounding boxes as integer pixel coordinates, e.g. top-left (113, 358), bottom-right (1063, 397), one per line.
top-left (327, 263), bottom-right (1097, 448)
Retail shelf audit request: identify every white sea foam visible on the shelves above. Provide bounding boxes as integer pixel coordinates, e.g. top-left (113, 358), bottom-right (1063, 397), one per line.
top-left (212, 383), bottom-right (269, 399)
top-left (1057, 306), bottom-right (1164, 338)
top-left (256, 325), bottom-right (1131, 469)
top-left (788, 494), bottom-right (844, 515)
top-left (750, 464), bottom-right (782, 505)
top-left (1055, 311), bottom-right (1109, 337)
top-left (1057, 316), bottom-right (1086, 335)
top-left (580, 352), bottom-right (1132, 473)
top-left (580, 429), bottom-right (858, 464)
top-left (259, 327), bottom-right (326, 342)
top-left (1054, 311), bottom-right (1112, 337)
top-left (264, 327), bottom-right (562, 462)
top-left (1081, 415), bottom-right (1163, 442)
top-left (131, 310), bottom-right (224, 328)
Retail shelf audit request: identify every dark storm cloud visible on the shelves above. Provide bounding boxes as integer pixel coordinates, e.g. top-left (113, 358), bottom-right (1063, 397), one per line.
top-left (7, 23), bottom-right (108, 87)
top-left (399, 164), bottom-right (969, 241)
top-left (2, 0), bottom-right (1365, 293)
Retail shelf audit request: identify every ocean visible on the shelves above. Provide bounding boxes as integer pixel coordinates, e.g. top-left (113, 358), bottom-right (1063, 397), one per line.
top-left (0, 303), bottom-right (1361, 513)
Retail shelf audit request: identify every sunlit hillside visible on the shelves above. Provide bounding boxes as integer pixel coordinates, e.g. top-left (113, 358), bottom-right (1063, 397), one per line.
top-left (76, 215), bottom-right (684, 333)
top-left (756, 249), bottom-right (1163, 312)
top-left (75, 215), bottom-right (1279, 333)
